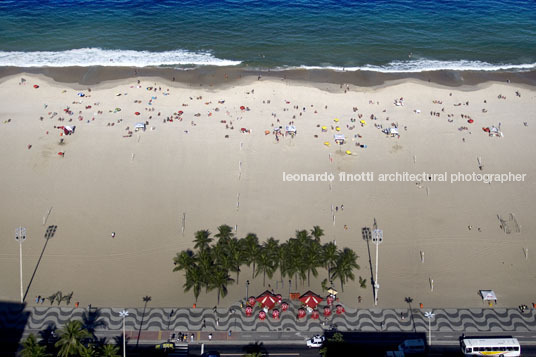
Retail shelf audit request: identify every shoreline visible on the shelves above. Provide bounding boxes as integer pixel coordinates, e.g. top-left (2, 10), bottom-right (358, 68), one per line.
top-left (1, 66), bottom-right (536, 89)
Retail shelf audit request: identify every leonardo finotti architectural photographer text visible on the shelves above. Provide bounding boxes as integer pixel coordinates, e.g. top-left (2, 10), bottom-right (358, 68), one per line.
top-left (282, 171), bottom-right (527, 184)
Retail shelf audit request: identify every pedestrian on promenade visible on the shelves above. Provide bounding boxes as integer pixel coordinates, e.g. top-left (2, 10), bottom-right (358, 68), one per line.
top-left (202, 319), bottom-right (206, 329)
top-left (228, 330), bottom-right (232, 337)
top-left (190, 333), bottom-right (194, 342)
top-left (208, 333), bottom-right (212, 340)
top-left (216, 318), bottom-right (219, 326)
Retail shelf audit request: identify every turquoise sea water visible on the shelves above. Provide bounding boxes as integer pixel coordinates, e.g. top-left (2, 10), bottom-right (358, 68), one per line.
top-left (0, 0), bottom-right (535, 72)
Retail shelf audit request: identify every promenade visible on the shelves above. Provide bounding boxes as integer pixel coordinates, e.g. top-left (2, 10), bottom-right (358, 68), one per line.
top-left (3, 301), bottom-right (536, 346)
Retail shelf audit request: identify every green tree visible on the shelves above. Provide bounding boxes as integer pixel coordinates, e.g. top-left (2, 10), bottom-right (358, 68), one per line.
top-left (20, 334), bottom-right (50, 357)
top-left (359, 276), bottom-right (367, 288)
top-left (255, 244), bottom-right (276, 286)
top-left (55, 320), bottom-right (91, 357)
top-left (227, 237), bottom-right (244, 284)
top-left (193, 230), bottom-right (212, 253)
top-left (214, 224), bottom-right (234, 244)
top-left (304, 239), bottom-right (323, 286)
top-left (100, 344), bottom-right (120, 357)
top-left (78, 344), bottom-right (96, 357)
top-left (322, 242), bottom-right (339, 281)
top-left (209, 268), bottom-right (234, 305)
top-left (242, 233), bottom-right (260, 279)
top-left (183, 265), bottom-right (203, 302)
top-left (172, 250), bottom-right (195, 272)
top-left (310, 225), bottom-right (324, 242)
top-left (330, 248), bottom-right (359, 292)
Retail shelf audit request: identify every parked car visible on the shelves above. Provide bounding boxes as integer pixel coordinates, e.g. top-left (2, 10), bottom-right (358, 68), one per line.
top-left (306, 335), bottom-right (325, 348)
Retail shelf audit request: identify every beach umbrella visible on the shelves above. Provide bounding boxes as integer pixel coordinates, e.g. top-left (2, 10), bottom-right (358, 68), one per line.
top-left (336, 126), bottom-right (341, 131)
top-left (245, 306), bottom-right (253, 317)
top-left (346, 150), bottom-right (352, 155)
top-left (321, 126), bottom-right (327, 132)
top-left (334, 118), bottom-right (339, 122)
top-left (323, 306), bottom-right (331, 317)
top-left (240, 106), bottom-right (246, 110)
top-left (299, 291), bottom-right (324, 309)
top-left (324, 142), bottom-right (330, 147)
top-left (311, 310), bottom-right (320, 320)
top-left (297, 308), bottom-right (306, 319)
top-left (33, 84), bottom-right (39, 88)
top-left (468, 119), bottom-right (474, 123)
top-left (258, 310), bottom-right (266, 320)
top-left (360, 120), bottom-right (366, 125)
top-left (256, 291), bottom-right (277, 310)
top-left (272, 309), bottom-right (280, 319)
top-left (326, 295), bottom-right (335, 305)
top-left (336, 305), bottom-right (345, 315)
top-left (248, 296), bottom-right (256, 306)
top-left (281, 302), bottom-right (289, 311)
top-left (135, 112), bottom-right (140, 115)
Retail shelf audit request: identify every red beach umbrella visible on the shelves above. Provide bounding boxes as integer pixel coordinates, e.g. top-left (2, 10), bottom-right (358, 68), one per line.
top-left (311, 310), bottom-right (320, 320)
top-left (248, 296), bottom-right (256, 306)
top-left (297, 308), bottom-right (306, 319)
top-left (258, 310), bottom-right (266, 320)
top-left (299, 291), bottom-right (324, 309)
top-left (468, 119), bottom-right (474, 123)
top-left (272, 309), bottom-right (280, 319)
top-left (33, 84), bottom-right (39, 88)
top-left (135, 112), bottom-right (140, 116)
top-left (336, 305), bottom-right (345, 315)
top-left (240, 106), bottom-right (246, 110)
top-left (281, 302), bottom-right (289, 311)
top-left (245, 306), bottom-right (253, 317)
top-left (323, 306), bottom-right (331, 317)
top-left (256, 291), bottom-right (277, 310)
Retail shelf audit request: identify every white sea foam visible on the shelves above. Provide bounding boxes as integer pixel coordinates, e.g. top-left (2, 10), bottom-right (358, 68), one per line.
top-left (295, 59), bottom-right (536, 73)
top-left (0, 48), bottom-right (242, 67)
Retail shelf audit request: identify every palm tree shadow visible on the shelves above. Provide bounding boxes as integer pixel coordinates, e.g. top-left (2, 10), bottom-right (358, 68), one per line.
top-left (136, 295), bottom-right (152, 348)
top-left (114, 334), bottom-right (131, 354)
top-left (361, 227), bottom-right (375, 302)
top-left (23, 225), bottom-right (57, 302)
top-left (82, 308), bottom-right (107, 338)
top-left (404, 297), bottom-right (417, 332)
top-left (243, 341), bottom-right (268, 356)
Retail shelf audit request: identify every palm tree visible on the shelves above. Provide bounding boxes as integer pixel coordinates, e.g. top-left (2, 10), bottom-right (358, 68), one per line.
top-left (100, 344), bottom-right (120, 357)
top-left (242, 233), bottom-right (260, 279)
top-left (172, 250), bottom-right (195, 272)
top-left (55, 320), bottom-right (91, 357)
top-left (255, 245), bottom-right (276, 286)
top-left (330, 248), bottom-right (359, 292)
top-left (322, 242), bottom-right (338, 281)
top-left (209, 267), bottom-right (234, 305)
top-left (193, 230), bottom-right (212, 253)
top-left (310, 226), bottom-right (324, 242)
top-left (21, 334), bottom-right (50, 357)
top-left (226, 237), bottom-right (244, 284)
top-left (214, 224), bottom-right (234, 244)
top-left (359, 276), bottom-right (367, 288)
top-left (184, 265), bottom-right (203, 302)
top-left (78, 344), bottom-right (96, 357)
top-left (304, 240), bottom-right (323, 286)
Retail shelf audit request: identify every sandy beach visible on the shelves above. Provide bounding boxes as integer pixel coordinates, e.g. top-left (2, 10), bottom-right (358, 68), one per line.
top-left (0, 71), bottom-right (535, 309)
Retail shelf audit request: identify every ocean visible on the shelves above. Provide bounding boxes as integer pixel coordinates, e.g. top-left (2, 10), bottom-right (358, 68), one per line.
top-left (0, 0), bottom-right (535, 72)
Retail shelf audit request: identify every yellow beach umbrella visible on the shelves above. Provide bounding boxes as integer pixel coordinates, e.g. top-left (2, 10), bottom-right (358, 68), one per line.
top-left (334, 118), bottom-right (339, 123)
top-left (321, 126), bottom-right (327, 131)
top-left (324, 142), bottom-right (330, 147)
top-left (346, 150), bottom-right (352, 155)
top-left (360, 120), bottom-right (366, 125)
top-left (336, 126), bottom-right (341, 131)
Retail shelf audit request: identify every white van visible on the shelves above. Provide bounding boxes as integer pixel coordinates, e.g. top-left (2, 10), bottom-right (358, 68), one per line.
top-left (398, 339), bottom-right (425, 354)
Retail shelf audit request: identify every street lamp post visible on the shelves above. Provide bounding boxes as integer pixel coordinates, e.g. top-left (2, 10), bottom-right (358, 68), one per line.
top-left (424, 311), bottom-right (435, 346)
top-left (15, 227), bottom-right (26, 303)
top-left (119, 309), bottom-right (129, 357)
top-left (288, 280), bottom-right (291, 298)
top-left (372, 227), bottom-right (383, 306)
top-left (246, 280), bottom-right (249, 302)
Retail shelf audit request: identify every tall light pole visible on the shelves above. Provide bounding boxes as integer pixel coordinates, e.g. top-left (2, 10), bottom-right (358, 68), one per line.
top-left (119, 309), bottom-right (129, 357)
top-left (246, 280), bottom-right (249, 302)
top-left (372, 226), bottom-right (383, 306)
top-left (15, 227), bottom-right (26, 303)
top-left (424, 311), bottom-right (435, 346)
